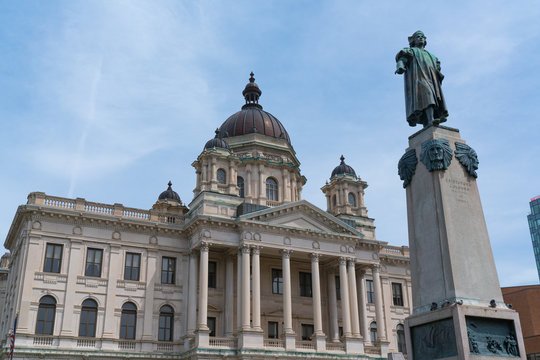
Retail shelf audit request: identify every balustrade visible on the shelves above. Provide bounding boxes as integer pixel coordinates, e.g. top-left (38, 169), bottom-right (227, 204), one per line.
top-left (296, 340), bottom-right (315, 350)
top-left (208, 337), bottom-right (237, 348)
top-left (263, 338), bottom-right (284, 348)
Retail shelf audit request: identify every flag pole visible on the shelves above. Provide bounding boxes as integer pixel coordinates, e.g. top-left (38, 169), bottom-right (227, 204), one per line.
top-left (9, 312), bottom-right (18, 360)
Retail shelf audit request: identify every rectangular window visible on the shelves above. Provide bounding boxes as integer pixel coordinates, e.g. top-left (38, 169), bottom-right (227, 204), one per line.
top-left (301, 324), bottom-right (314, 341)
top-left (335, 275), bottom-right (341, 300)
top-left (208, 317), bottom-right (216, 337)
top-left (272, 269), bottom-right (283, 294)
top-left (392, 283), bottom-right (404, 306)
top-left (208, 261), bottom-right (217, 288)
top-left (161, 257), bottom-right (176, 284)
top-left (85, 248), bottom-right (103, 277)
top-left (44, 243), bottom-right (63, 273)
top-left (268, 321), bottom-right (279, 339)
top-left (366, 279), bottom-right (375, 303)
top-left (299, 272), bottom-right (312, 297)
top-left (338, 326), bottom-right (343, 338)
top-left (124, 253), bottom-right (141, 281)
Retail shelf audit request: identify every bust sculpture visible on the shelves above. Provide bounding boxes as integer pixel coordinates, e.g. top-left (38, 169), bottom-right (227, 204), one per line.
top-left (395, 31), bottom-right (449, 127)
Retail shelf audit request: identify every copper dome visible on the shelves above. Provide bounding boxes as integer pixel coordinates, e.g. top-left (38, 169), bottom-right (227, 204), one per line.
top-left (217, 73), bottom-right (290, 143)
top-left (331, 155), bottom-right (357, 179)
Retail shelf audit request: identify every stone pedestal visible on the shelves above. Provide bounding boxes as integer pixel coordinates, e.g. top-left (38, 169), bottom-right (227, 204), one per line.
top-left (284, 333), bottom-right (296, 350)
top-left (401, 125), bottom-right (525, 359)
top-left (313, 334), bottom-right (327, 351)
top-left (344, 336), bottom-right (364, 354)
top-left (238, 329), bottom-right (264, 348)
top-left (196, 329), bottom-right (210, 348)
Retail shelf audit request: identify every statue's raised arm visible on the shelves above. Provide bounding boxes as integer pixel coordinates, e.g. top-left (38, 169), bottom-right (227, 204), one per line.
top-left (395, 31), bottom-right (448, 128)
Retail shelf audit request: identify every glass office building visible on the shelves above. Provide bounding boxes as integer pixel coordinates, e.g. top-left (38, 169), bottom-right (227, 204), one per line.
top-left (528, 195), bottom-right (540, 282)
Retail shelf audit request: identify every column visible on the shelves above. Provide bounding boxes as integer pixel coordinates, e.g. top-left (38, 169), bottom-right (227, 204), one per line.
top-left (187, 252), bottom-right (198, 335)
top-left (258, 164), bottom-right (265, 200)
top-left (311, 254), bottom-right (324, 336)
top-left (246, 166), bottom-right (252, 200)
top-left (236, 249), bottom-right (242, 332)
top-left (60, 240), bottom-right (83, 336)
top-left (225, 255), bottom-right (234, 336)
top-left (198, 242), bottom-right (209, 330)
top-left (252, 246), bottom-right (261, 330)
top-left (327, 272), bottom-right (339, 342)
top-left (339, 257), bottom-right (351, 337)
top-left (281, 249), bottom-right (293, 334)
top-left (102, 244), bottom-right (121, 341)
top-left (357, 269), bottom-right (369, 344)
top-left (241, 244), bottom-right (251, 330)
top-left (291, 179), bottom-right (297, 201)
top-left (372, 265), bottom-right (386, 340)
top-left (347, 260), bottom-right (361, 337)
top-left (142, 251), bottom-right (158, 344)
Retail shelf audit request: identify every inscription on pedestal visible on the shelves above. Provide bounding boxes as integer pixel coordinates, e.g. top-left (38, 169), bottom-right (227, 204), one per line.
top-left (446, 178), bottom-right (471, 205)
top-left (466, 316), bottom-right (519, 357)
top-left (411, 318), bottom-right (457, 360)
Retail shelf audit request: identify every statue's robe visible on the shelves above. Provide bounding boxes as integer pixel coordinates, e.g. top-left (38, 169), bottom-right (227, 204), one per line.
top-left (396, 47), bottom-right (448, 127)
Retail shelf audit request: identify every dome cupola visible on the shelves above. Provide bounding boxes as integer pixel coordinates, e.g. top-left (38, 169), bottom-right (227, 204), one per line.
top-left (158, 181), bottom-right (182, 202)
top-left (331, 155), bottom-right (357, 179)
top-left (204, 129), bottom-right (231, 151)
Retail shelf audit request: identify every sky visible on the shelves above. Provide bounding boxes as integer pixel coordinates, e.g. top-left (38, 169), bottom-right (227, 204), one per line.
top-left (1, 0), bottom-right (539, 287)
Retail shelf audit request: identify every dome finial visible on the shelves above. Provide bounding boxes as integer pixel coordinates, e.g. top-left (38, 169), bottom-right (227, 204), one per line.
top-left (167, 181), bottom-right (172, 188)
top-left (214, 128), bottom-right (220, 138)
top-left (340, 155), bottom-right (345, 164)
top-left (242, 72), bottom-right (262, 109)
top-left (249, 72), bottom-right (255, 83)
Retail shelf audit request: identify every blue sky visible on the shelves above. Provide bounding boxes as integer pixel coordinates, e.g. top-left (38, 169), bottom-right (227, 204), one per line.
top-left (1, 1), bottom-right (539, 286)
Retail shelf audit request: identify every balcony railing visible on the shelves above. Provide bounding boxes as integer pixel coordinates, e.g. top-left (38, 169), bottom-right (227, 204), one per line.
top-left (208, 337), bottom-right (237, 348)
top-left (33, 336), bottom-right (54, 346)
top-left (156, 342), bottom-right (174, 352)
top-left (118, 340), bottom-right (136, 350)
top-left (263, 338), bottom-right (284, 348)
top-left (266, 200), bottom-right (281, 207)
top-left (326, 341), bottom-right (345, 351)
top-left (296, 340), bottom-right (315, 350)
top-left (76, 338), bottom-right (96, 348)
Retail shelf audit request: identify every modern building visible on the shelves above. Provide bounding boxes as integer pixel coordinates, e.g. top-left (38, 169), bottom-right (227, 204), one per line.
top-left (0, 74), bottom-right (411, 359)
top-left (502, 285), bottom-right (540, 359)
top-left (528, 195), bottom-right (540, 282)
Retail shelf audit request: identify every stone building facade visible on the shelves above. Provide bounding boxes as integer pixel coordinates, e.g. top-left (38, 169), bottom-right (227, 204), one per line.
top-left (0, 75), bottom-right (411, 359)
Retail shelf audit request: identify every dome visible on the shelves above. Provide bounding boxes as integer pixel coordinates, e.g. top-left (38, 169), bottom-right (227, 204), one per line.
top-left (218, 72), bottom-right (290, 143)
top-left (331, 155), bottom-right (357, 179)
top-left (158, 181), bottom-right (182, 202)
top-left (204, 129), bottom-right (230, 150)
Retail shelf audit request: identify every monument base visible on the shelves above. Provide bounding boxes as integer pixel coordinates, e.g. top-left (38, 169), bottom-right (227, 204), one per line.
top-left (404, 304), bottom-right (525, 359)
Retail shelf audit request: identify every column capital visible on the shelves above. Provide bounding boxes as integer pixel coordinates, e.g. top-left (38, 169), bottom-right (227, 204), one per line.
top-left (371, 263), bottom-right (381, 272)
top-left (280, 249), bottom-right (292, 258)
top-left (251, 245), bottom-right (262, 255)
top-left (240, 244), bottom-right (251, 254)
top-left (200, 242), bottom-right (210, 252)
top-left (347, 258), bottom-right (357, 267)
top-left (338, 256), bottom-right (348, 265)
top-left (310, 253), bottom-right (320, 262)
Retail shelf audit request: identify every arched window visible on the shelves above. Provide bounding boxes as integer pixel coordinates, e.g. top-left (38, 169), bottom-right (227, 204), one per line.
top-left (237, 176), bottom-right (244, 198)
top-left (397, 324), bottom-right (406, 354)
top-left (79, 299), bottom-right (98, 337)
top-left (348, 192), bottom-right (356, 207)
top-left (370, 321), bottom-right (378, 343)
top-left (266, 178), bottom-right (278, 201)
top-left (158, 305), bottom-right (174, 342)
top-left (36, 295), bottom-right (56, 335)
top-left (217, 169), bottom-right (226, 184)
top-left (120, 302), bottom-right (137, 339)
top-left (332, 194), bottom-right (337, 207)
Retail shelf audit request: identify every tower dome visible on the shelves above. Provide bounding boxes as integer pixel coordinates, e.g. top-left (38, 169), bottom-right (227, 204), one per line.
top-left (217, 72), bottom-right (290, 143)
top-left (158, 181), bottom-right (182, 202)
top-left (331, 155), bottom-right (357, 179)
top-left (204, 129), bottom-right (231, 151)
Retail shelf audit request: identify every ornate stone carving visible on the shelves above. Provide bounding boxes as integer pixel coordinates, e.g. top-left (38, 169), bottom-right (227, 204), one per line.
top-left (251, 245), bottom-right (261, 255)
top-left (72, 226), bottom-right (82, 235)
top-left (32, 221), bottom-right (41, 230)
top-left (280, 249), bottom-right (292, 258)
top-left (420, 138), bottom-right (453, 171)
top-left (149, 235), bottom-right (158, 245)
top-left (398, 149), bottom-right (418, 187)
top-left (200, 241), bottom-right (210, 252)
top-left (312, 241), bottom-right (320, 249)
top-left (454, 142), bottom-right (479, 178)
top-left (310, 253), bottom-right (320, 261)
top-left (283, 237), bottom-right (291, 245)
top-left (112, 231), bottom-right (121, 240)
top-left (253, 232), bottom-right (261, 241)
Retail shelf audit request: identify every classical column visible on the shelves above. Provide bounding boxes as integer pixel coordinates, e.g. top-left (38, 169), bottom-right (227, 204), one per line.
top-left (225, 255), bottom-right (234, 336)
top-left (258, 164), bottom-right (265, 200)
top-left (347, 260), bottom-right (361, 337)
top-left (372, 265), bottom-right (386, 340)
top-left (236, 249), bottom-right (242, 332)
top-left (187, 252), bottom-right (198, 335)
top-left (311, 254), bottom-right (324, 336)
top-left (281, 249), bottom-right (293, 334)
top-left (252, 246), bottom-right (261, 330)
top-left (339, 257), bottom-right (352, 336)
top-left (327, 272), bottom-right (339, 342)
top-left (357, 269), bottom-right (369, 344)
top-left (241, 244), bottom-right (251, 330)
top-left (246, 166), bottom-right (252, 199)
top-left (198, 242), bottom-right (210, 330)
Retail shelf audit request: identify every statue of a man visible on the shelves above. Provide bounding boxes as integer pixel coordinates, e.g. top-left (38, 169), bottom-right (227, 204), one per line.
top-left (395, 31), bottom-right (448, 127)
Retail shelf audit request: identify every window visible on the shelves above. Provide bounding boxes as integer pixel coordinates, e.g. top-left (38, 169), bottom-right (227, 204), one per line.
top-left (397, 324), bottom-right (406, 354)
top-left (44, 244), bottom-right (62, 273)
top-left (370, 322), bottom-right (378, 343)
top-left (338, 326), bottom-right (343, 338)
top-left (266, 178), bottom-right (278, 201)
top-left (159, 305), bottom-right (174, 342)
top-left (79, 299), bottom-right (97, 337)
top-left (36, 296), bottom-right (56, 335)
top-left (301, 324), bottom-right (314, 341)
top-left (392, 282), bottom-right (404, 306)
top-left (348, 192), bottom-right (356, 207)
top-left (299, 272), bottom-right (312, 297)
top-left (161, 257), bottom-right (176, 284)
top-left (208, 317), bottom-right (216, 337)
top-left (332, 194), bottom-right (337, 206)
top-left (335, 275), bottom-right (341, 300)
top-left (208, 261), bottom-right (217, 288)
top-left (366, 279), bottom-right (375, 303)
top-left (217, 169), bottom-right (226, 184)
top-left (268, 321), bottom-right (279, 339)
top-left (120, 302), bottom-right (137, 339)
top-left (237, 176), bottom-right (244, 198)
top-left (85, 248), bottom-right (103, 277)
top-left (272, 269), bottom-right (283, 294)
top-left (124, 253), bottom-right (141, 281)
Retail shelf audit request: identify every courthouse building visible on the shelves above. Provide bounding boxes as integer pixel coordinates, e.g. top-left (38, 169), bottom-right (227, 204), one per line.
top-left (0, 75), bottom-right (411, 359)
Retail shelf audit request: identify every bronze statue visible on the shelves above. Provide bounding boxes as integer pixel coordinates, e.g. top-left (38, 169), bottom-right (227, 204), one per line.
top-left (396, 31), bottom-right (448, 127)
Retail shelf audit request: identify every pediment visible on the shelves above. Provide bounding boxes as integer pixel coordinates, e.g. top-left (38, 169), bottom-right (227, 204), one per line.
top-left (239, 200), bottom-right (360, 236)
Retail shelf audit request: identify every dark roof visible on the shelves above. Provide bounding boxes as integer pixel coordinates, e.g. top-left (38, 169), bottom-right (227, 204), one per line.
top-left (204, 129), bottom-right (231, 150)
top-left (218, 72), bottom-right (290, 143)
top-left (331, 155), bottom-right (357, 179)
top-left (158, 181), bottom-right (182, 202)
